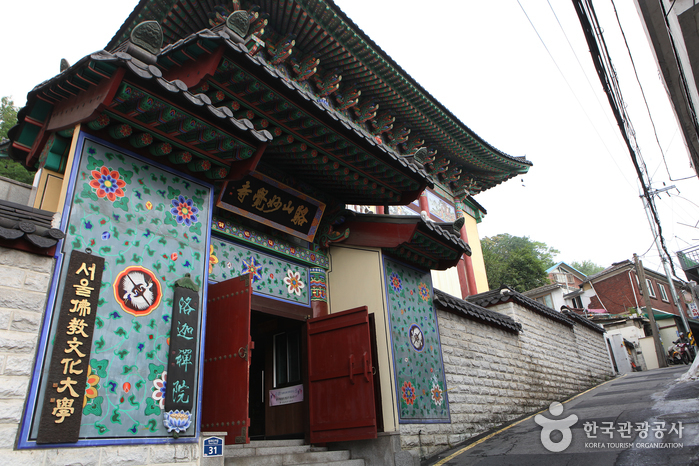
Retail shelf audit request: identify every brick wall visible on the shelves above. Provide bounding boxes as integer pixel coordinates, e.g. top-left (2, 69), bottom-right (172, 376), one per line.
top-left (0, 246), bottom-right (200, 465)
top-left (592, 269), bottom-right (679, 315)
top-left (399, 301), bottom-right (612, 458)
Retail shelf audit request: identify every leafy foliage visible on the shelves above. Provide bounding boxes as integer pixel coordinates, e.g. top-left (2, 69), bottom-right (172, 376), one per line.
top-left (0, 96), bottom-right (18, 139)
top-left (0, 159), bottom-right (35, 184)
top-left (0, 96), bottom-right (35, 184)
top-left (482, 233), bottom-right (559, 292)
top-left (570, 260), bottom-right (605, 276)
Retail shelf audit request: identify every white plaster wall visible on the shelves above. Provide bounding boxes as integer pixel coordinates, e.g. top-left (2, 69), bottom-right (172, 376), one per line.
top-left (431, 267), bottom-right (461, 298)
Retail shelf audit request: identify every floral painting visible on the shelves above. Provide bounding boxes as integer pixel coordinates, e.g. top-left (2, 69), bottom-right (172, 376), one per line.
top-left (209, 236), bottom-right (310, 305)
top-left (31, 135), bottom-right (211, 441)
top-left (384, 258), bottom-right (449, 422)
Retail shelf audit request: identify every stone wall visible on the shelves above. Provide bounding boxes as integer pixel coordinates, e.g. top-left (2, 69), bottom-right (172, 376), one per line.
top-left (0, 176), bottom-right (31, 205)
top-left (399, 301), bottom-right (612, 459)
top-left (0, 246), bottom-right (200, 465)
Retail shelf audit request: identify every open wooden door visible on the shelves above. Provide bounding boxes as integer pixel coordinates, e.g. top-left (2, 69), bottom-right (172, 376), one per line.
top-left (201, 274), bottom-right (252, 444)
top-left (307, 306), bottom-right (377, 444)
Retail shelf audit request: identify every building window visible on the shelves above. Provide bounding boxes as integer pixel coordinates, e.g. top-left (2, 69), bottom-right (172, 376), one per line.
top-left (659, 283), bottom-right (669, 302)
top-left (573, 296), bottom-right (583, 308)
top-left (273, 331), bottom-right (301, 387)
top-left (536, 294), bottom-right (554, 308)
top-left (646, 279), bottom-right (656, 298)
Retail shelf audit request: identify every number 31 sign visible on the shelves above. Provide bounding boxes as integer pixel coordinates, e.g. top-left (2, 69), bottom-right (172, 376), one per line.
top-left (203, 436), bottom-right (223, 457)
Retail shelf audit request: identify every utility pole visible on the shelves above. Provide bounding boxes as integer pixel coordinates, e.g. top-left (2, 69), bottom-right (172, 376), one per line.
top-left (635, 254), bottom-right (668, 368)
top-left (640, 187), bottom-right (694, 344)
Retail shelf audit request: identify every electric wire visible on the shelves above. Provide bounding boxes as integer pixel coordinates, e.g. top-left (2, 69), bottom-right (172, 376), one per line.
top-left (516, 0), bottom-right (637, 192)
top-left (610, 0), bottom-right (692, 183)
top-left (572, 0), bottom-right (679, 278)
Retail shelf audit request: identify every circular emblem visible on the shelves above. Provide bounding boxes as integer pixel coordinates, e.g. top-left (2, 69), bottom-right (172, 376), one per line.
top-left (113, 266), bottom-right (162, 316)
top-left (409, 324), bottom-right (425, 352)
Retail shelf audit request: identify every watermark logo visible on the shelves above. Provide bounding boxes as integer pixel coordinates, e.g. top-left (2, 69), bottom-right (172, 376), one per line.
top-left (534, 402), bottom-right (578, 452)
top-left (535, 402), bottom-right (685, 452)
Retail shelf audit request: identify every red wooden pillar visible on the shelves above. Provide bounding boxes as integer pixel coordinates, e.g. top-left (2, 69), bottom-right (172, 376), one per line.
top-left (455, 204), bottom-right (477, 298)
top-left (310, 268), bottom-right (328, 317)
top-left (418, 191), bottom-right (429, 215)
top-left (460, 226), bottom-right (478, 297)
top-left (376, 206), bottom-right (385, 215)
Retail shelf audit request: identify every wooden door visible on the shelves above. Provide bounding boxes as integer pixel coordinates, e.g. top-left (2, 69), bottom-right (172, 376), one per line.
top-left (307, 306), bottom-right (377, 443)
top-left (201, 274), bottom-right (252, 444)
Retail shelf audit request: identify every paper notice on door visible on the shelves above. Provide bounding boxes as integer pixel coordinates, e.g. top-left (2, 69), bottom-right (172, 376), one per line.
top-left (269, 384), bottom-right (304, 406)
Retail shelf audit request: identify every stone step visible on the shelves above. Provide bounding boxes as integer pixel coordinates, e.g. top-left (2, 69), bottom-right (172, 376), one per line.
top-left (224, 445), bottom-right (362, 466)
top-left (225, 457), bottom-right (363, 466)
top-left (225, 443), bottom-right (327, 458)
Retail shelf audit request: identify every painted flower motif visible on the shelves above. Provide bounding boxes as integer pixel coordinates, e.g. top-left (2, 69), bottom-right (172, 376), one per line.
top-left (170, 195), bottom-right (199, 227)
top-left (152, 371), bottom-right (167, 409)
top-left (418, 282), bottom-right (430, 302)
top-left (83, 365), bottom-right (100, 408)
top-left (146, 201), bottom-right (153, 210)
top-left (89, 166), bottom-right (127, 202)
top-left (101, 231), bottom-right (111, 240)
top-left (171, 253), bottom-right (178, 261)
top-left (284, 270), bottom-right (305, 296)
top-left (163, 409), bottom-right (192, 433)
top-left (431, 383), bottom-right (443, 407)
top-left (389, 272), bottom-right (402, 292)
top-left (402, 380), bottom-right (416, 406)
top-left (242, 256), bottom-right (263, 283)
top-left (209, 245), bottom-right (219, 273)
top-left (85, 220), bottom-right (93, 230)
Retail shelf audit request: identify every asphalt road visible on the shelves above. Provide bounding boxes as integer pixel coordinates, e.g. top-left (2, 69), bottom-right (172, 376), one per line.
top-left (425, 365), bottom-right (699, 466)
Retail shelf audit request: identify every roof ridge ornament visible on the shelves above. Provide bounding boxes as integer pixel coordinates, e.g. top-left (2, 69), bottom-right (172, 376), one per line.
top-left (452, 216), bottom-right (465, 233)
top-left (224, 10), bottom-right (250, 43)
top-left (128, 20), bottom-right (163, 65)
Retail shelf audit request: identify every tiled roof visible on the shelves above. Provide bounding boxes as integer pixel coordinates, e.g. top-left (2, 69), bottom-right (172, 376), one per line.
top-left (105, 0), bottom-right (532, 195)
top-left (0, 199), bottom-right (64, 253)
top-left (466, 286), bottom-right (575, 328)
top-left (433, 289), bottom-right (521, 334)
top-left (581, 260), bottom-right (632, 283)
top-left (561, 310), bottom-right (606, 334)
top-left (522, 282), bottom-right (563, 297)
top-left (341, 212), bottom-right (469, 270)
top-left (11, 31), bottom-right (432, 206)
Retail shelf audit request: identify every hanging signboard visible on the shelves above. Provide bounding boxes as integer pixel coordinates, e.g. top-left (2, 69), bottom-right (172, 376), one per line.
top-left (217, 172), bottom-right (325, 242)
top-left (36, 250), bottom-right (104, 443)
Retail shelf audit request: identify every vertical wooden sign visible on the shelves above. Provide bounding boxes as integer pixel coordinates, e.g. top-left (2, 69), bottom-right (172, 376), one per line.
top-left (37, 250), bottom-right (104, 444)
top-left (163, 275), bottom-right (200, 434)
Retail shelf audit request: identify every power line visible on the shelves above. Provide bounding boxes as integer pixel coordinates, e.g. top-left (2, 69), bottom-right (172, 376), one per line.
top-left (517, 0), bottom-right (638, 192)
top-left (609, 0), bottom-right (693, 183)
top-left (571, 0), bottom-right (679, 279)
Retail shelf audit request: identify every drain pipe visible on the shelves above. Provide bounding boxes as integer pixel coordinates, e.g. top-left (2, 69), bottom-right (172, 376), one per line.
top-left (628, 271), bottom-right (640, 311)
top-left (418, 429), bottom-right (423, 460)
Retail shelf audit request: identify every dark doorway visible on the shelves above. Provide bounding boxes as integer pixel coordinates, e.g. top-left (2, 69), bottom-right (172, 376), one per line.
top-left (249, 310), bottom-right (305, 439)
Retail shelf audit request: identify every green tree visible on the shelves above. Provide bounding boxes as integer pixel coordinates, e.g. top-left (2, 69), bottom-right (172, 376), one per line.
top-left (0, 96), bottom-right (35, 184)
top-left (0, 96), bottom-right (18, 139)
top-left (482, 233), bottom-right (560, 292)
top-left (570, 260), bottom-right (604, 276)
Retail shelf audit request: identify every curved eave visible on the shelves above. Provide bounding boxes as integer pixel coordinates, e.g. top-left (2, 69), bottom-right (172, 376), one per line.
top-left (340, 212), bottom-right (469, 270)
top-left (106, 0), bottom-right (532, 193)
